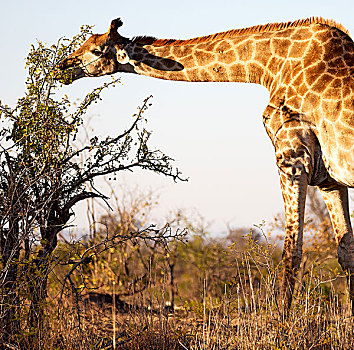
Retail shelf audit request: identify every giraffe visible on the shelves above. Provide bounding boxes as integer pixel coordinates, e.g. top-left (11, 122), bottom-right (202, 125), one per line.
top-left (58, 17), bottom-right (354, 313)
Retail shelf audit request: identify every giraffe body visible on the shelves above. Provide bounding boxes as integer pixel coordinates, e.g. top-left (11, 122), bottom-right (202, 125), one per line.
top-left (130, 24), bottom-right (354, 189)
top-left (58, 17), bottom-right (354, 313)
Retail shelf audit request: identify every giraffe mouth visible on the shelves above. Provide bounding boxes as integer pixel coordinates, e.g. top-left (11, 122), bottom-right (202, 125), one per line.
top-left (54, 66), bottom-right (86, 85)
top-left (55, 56), bottom-right (87, 84)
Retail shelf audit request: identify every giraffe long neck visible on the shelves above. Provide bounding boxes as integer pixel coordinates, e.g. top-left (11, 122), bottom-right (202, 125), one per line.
top-left (127, 31), bottom-right (290, 90)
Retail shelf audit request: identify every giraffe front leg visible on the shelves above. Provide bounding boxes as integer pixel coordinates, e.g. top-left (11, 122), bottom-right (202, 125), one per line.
top-left (263, 104), bottom-right (317, 314)
top-left (278, 170), bottom-right (308, 314)
top-left (318, 182), bottom-right (354, 315)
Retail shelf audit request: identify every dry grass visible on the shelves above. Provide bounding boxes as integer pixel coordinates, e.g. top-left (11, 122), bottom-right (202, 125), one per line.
top-left (36, 285), bottom-right (353, 350)
top-left (4, 229), bottom-right (353, 350)
top-left (29, 240), bottom-right (353, 350)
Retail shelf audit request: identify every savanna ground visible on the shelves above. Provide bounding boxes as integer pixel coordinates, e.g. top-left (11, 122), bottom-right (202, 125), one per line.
top-left (19, 187), bottom-right (354, 350)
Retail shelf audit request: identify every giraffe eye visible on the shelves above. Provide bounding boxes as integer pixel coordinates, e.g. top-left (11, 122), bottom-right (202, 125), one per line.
top-left (92, 49), bottom-right (103, 56)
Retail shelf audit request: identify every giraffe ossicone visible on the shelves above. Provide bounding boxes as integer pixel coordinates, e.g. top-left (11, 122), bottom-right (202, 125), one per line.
top-left (58, 17), bottom-right (354, 314)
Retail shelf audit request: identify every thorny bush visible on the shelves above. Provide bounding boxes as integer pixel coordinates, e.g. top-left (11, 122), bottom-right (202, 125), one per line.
top-left (0, 25), bottom-right (184, 348)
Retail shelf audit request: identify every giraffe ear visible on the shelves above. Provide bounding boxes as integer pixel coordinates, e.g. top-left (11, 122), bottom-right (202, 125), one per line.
top-left (109, 18), bottom-right (123, 34)
top-left (116, 47), bottom-right (130, 64)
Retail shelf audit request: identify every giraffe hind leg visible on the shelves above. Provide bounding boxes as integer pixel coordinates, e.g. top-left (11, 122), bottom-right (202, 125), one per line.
top-left (318, 181), bottom-right (354, 315)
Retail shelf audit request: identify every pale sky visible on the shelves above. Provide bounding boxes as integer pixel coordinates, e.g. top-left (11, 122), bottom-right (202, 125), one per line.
top-left (1, 1), bottom-right (353, 233)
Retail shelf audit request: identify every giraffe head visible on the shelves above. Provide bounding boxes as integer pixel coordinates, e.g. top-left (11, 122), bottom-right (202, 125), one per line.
top-left (57, 18), bottom-right (132, 84)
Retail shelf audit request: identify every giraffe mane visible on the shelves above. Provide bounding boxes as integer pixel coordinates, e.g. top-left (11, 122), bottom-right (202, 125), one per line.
top-left (132, 17), bottom-right (350, 46)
